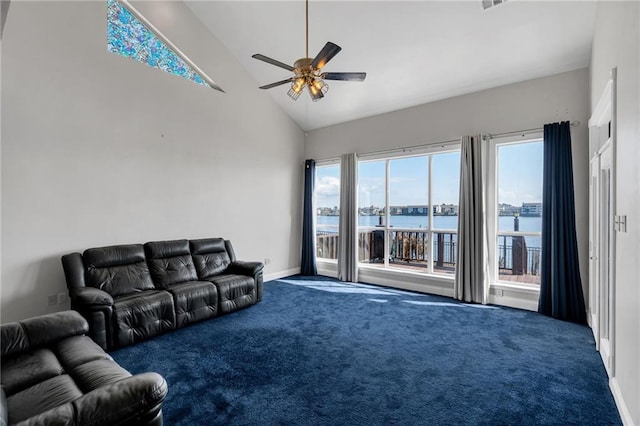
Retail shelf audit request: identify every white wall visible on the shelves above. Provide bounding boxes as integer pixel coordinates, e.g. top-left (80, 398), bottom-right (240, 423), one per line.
top-left (306, 69), bottom-right (590, 308)
top-left (1, 1), bottom-right (304, 323)
top-left (590, 2), bottom-right (640, 424)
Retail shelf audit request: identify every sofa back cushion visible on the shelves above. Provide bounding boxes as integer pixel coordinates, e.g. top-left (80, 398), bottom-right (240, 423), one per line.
top-left (144, 240), bottom-right (198, 288)
top-left (84, 245), bottom-right (154, 297)
top-left (190, 238), bottom-right (232, 279)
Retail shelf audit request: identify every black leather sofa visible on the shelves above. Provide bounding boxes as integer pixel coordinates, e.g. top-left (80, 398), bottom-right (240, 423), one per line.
top-left (62, 238), bottom-right (264, 350)
top-left (0, 311), bottom-right (167, 425)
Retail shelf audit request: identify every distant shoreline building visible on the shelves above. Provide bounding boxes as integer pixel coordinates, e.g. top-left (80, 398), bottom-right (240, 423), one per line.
top-left (320, 204), bottom-right (461, 216)
top-left (521, 202), bottom-right (542, 217)
top-left (318, 202), bottom-right (541, 217)
top-left (317, 206), bottom-right (340, 216)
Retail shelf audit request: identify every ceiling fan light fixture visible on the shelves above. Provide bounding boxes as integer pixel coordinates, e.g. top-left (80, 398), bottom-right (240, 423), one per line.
top-left (287, 85), bottom-right (303, 100)
top-left (309, 78), bottom-right (328, 102)
top-left (292, 77), bottom-right (306, 92)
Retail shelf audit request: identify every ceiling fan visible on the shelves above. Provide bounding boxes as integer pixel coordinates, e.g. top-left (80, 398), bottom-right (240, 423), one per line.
top-left (252, 0), bottom-right (366, 102)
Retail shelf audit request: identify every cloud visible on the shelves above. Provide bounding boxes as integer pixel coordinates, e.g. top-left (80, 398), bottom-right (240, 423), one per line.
top-left (316, 176), bottom-right (340, 207)
top-left (498, 187), bottom-right (542, 206)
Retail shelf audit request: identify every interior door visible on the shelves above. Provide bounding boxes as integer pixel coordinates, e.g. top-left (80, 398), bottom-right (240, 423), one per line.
top-left (588, 155), bottom-right (600, 347)
top-left (598, 142), bottom-right (613, 376)
top-left (588, 70), bottom-right (616, 378)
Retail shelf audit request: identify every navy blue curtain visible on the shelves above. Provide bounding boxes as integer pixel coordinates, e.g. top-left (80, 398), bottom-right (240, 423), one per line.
top-left (301, 159), bottom-right (317, 275)
top-left (538, 122), bottom-right (586, 323)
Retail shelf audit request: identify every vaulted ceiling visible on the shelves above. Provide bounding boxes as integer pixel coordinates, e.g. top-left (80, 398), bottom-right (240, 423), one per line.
top-left (185, 1), bottom-right (597, 131)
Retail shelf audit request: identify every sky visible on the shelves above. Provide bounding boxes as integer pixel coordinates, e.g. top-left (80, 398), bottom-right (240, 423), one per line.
top-left (316, 141), bottom-right (543, 209)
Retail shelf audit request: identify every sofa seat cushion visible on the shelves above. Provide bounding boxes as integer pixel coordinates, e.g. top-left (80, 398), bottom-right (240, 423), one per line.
top-left (0, 349), bottom-right (63, 395)
top-left (165, 281), bottom-right (218, 328)
top-left (112, 290), bottom-right (176, 348)
top-left (209, 274), bottom-right (256, 314)
top-left (7, 374), bottom-right (83, 424)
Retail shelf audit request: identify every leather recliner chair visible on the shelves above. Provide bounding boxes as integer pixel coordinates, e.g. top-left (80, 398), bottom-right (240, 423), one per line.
top-left (0, 311), bottom-right (167, 425)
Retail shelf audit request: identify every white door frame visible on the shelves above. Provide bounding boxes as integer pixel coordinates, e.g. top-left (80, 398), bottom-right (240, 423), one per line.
top-left (588, 69), bottom-right (617, 377)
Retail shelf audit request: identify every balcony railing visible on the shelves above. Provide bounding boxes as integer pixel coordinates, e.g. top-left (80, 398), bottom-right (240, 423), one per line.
top-left (496, 234), bottom-right (541, 284)
top-left (317, 228), bottom-right (541, 283)
top-left (357, 228), bottom-right (457, 271)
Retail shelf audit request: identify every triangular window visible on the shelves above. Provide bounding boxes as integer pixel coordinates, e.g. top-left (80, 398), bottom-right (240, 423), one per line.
top-left (107, 0), bottom-right (223, 91)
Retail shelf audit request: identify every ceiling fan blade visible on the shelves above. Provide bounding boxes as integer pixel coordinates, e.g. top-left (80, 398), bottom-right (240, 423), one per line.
top-left (321, 72), bottom-right (367, 82)
top-left (252, 54), bottom-right (295, 72)
top-left (311, 42), bottom-right (342, 70)
top-left (259, 78), bottom-right (295, 90)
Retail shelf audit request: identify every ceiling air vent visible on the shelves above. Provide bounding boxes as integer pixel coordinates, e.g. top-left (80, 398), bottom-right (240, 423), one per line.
top-left (482, 0), bottom-right (508, 10)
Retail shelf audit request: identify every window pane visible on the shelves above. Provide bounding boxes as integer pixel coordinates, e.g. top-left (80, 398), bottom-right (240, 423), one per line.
top-left (358, 161), bottom-right (386, 226)
top-left (498, 141), bottom-right (543, 229)
top-left (388, 156), bottom-right (428, 270)
top-left (316, 165), bottom-right (340, 260)
top-left (497, 141), bottom-right (543, 284)
top-left (432, 151), bottom-right (461, 230)
top-left (432, 151), bottom-right (460, 275)
top-left (389, 156), bottom-right (428, 229)
top-left (107, 0), bottom-right (211, 88)
top-left (358, 161), bottom-right (386, 264)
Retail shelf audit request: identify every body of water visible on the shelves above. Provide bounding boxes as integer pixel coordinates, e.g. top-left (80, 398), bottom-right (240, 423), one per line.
top-left (317, 215), bottom-right (542, 247)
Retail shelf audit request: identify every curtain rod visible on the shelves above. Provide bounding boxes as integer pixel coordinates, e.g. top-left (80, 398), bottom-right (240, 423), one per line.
top-left (357, 138), bottom-right (461, 159)
top-left (315, 137), bottom-right (460, 164)
top-left (315, 120), bottom-right (581, 163)
top-left (484, 120), bottom-right (581, 140)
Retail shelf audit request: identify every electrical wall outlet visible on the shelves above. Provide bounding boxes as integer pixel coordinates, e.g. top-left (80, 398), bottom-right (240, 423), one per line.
top-left (496, 289), bottom-right (504, 297)
top-left (57, 293), bottom-right (67, 305)
top-left (48, 293), bottom-right (68, 306)
top-left (264, 258), bottom-right (271, 265)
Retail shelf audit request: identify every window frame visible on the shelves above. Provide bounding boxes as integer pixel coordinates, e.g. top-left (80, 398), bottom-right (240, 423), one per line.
top-left (315, 159), bottom-right (341, 263)
top-left (487, 132), bottom-right (543, 290)
top-left (357, 145), bottom-right (461, 278)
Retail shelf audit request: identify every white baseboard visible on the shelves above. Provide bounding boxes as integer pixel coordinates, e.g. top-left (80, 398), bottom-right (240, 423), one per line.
top-left (610, 376), bottom-right (634, 425)
top-left (487, 293), bottom-right (538, 312)
top-left (264, 267), bottom-right (300, 282)
top-left (358, 269), bottom-right (454, 298)
top-left (317, 262), bottom-right (338, 278)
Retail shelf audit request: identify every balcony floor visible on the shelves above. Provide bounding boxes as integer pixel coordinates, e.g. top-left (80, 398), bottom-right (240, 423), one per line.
top-left (358, 261), bottom-right (540, 285)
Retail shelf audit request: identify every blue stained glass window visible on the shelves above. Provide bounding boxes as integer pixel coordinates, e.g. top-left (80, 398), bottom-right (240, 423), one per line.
top-left (107, 0), bottom-right (208, 87)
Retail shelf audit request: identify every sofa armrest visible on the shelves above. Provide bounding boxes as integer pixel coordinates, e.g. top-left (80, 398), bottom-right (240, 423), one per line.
top-left (1, 388), bottom-right (7, 426)
top-left (71, 287), bottom-right (114, 307)
top-left (68, 288), bottom-right (114, 350)
top-left (61, 252), bottom-right (87, 290)
top-left (14, 373), bottom-right (167, 426)
top-left (74, 372), bottom-right (167, 425)
top-left (1, 311), bottom-right (88, 357)
top-left (227, 261), bottom-right (264, 302)
top-left (227, 261), bottom-right (264, 276)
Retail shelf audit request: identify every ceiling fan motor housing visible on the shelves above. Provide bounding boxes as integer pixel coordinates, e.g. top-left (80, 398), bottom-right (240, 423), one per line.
top-left (294, 57), bottom-right (314, 72)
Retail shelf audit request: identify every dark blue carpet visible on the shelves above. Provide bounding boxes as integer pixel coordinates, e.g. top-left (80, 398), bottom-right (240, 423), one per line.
top-left (111, 276), bottom-right (621, 425)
